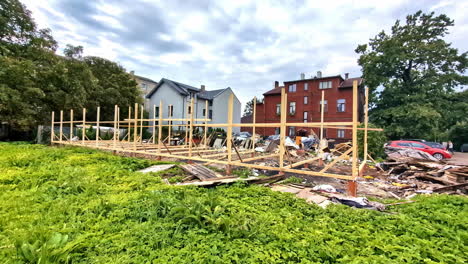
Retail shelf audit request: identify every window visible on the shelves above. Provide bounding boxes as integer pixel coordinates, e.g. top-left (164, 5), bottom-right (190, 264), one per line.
top-left (320, 128), bottom-right (327, 139)
top-left (303, 111), bottom-right (308, 123)
top-left (275, 128), bottom-right (280, 135)
top-left (304, 96), bottom-right (308, 105)
top-left (188, 106), bottom-right (192, 115)
top-left (276, 104), bottom-right (281, 115)
top-left (289, 102), bottom-right (296, 114)
top-left (411, 143), bottom-right (426, 148)
top-left (209, 101), bottom-right (213, 106)
top-left (304, 83), bottom-right (308, 91)
top-left (202, 108), bottom-right (206, 116)
top-left (319, 81), bottom-right (332, 89)
top-left (319, 100), bottom-right (328, 112)
top-left (141, 83), bottom-right (147, 90)
top-left (288, 84), bottom-right (296, 92)
top-left (397, 142), bottom-right (411, 147)
top-left (155, 106), bottom-right (159, 117)
top-left (337, 129), bottom-right (345, 138)
top-left (337, 99), bottom-right (346, 112)
top-left (209, 110), bottom-right (213, 119)
top-left (289, 127), bottom-right (295, 137)
top-left (168, 105), bottom-right (173, 117)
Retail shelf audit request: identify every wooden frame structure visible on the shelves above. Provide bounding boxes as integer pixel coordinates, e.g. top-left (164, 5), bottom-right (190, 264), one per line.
top-left (51, 81), bottom-right (372, 196)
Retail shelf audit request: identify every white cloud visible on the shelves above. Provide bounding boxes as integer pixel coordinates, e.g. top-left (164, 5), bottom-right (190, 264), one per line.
top-left (19, 0), bottom-right (468, 110)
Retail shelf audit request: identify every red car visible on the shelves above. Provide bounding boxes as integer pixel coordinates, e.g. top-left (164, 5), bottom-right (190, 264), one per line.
top-left (388, 140), bottom-right (452, 160)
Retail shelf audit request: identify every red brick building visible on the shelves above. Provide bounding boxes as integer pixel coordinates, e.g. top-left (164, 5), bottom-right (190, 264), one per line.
top-left (242, 73), bottom-right (364, 141)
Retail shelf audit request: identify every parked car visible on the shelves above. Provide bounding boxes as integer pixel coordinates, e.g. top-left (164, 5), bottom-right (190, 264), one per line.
top-left (403, 139), bottom-right (445, 150)
top-left (388, 140), bottom-right (452, 160)
top-left (461, 144), bottom-right (468, 152)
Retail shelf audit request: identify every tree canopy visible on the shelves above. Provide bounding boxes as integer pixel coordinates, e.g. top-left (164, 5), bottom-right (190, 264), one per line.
top-left (0, 0), bottom-right (141, 132)
top-left (356, 11), bottom-right (468, 140)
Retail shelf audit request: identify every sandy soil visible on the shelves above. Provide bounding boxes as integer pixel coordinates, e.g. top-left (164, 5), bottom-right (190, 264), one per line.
top-left (447, 152), bottom-right (468, 166)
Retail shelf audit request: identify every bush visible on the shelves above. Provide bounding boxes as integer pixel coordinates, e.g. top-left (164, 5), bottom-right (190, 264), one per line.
top-left (358, 123), bottom-right (387, 159)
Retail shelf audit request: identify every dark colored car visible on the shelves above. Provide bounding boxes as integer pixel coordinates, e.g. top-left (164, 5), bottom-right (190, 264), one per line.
top-left (461, 144), bottom-right (468, 152)
top-left (388, 140), bottom-right (452, 160)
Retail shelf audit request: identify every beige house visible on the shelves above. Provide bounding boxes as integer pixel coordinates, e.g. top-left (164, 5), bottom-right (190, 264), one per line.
top-left (130, 71), bottom-right (158, 110)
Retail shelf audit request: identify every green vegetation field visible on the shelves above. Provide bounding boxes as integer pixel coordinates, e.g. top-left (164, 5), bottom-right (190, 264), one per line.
top-left (0, 143), bottom-right (467, 263)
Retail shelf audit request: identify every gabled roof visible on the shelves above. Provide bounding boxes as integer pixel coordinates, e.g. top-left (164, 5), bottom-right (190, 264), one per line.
top-left (339, 77), bottom-right (364, 88)
top-left (263, 86), bottom-right (284, 96)
top-left (146, 78), bottom-right (229, 100)
top-left (134, 74), bottom-right (158, 84)
top-left (198, 89), bottom-right (227, 100)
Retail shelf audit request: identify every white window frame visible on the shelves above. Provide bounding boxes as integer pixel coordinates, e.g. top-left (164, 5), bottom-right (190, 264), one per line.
top-left (289, 126), bottom-right (296, 137)
top-left (276, 104), bottom-right (281, 115)
top-left (303, 111), bottom-right (308, 123)
top-left (288, 84), bottom-right (296, 92)
top-left (319, 81), bottom-right (332, 89)
top-left (304, 83), bottom-right (308, 91)
top-left (304, 96), bottom-right (308, 105)
top-left (337, 99), bottom-right (346, 112)
top-left (289, 102), bottom-right (296, 114)
top-left (337, 129), bottom-right (345, 138)
top-left (319, 100), bottom-right (328, 112)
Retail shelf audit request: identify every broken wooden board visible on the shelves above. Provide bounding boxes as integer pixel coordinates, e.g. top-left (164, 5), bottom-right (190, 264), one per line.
top-left (138, 164), bottom-right (176, 173)
top-left (180, 164), bottom-right (220, 180)
top-left (177, 174), bottom-right (285, 187)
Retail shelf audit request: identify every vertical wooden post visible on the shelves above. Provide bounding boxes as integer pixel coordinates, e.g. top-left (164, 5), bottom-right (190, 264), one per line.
top-left (117, 106), bottom-right (120, 137)
top-left (133, 103), bottom-right (138, 150)
top-left (320, 90), bottom-right (325, 140)
top-left (279, 88), bottom-right (287, 172)
top-left (128, 106), bottom-right (132, 142)
top-left (95, 107), bottom-right (100, 147)
top-left (204, 100), bottom-right (208, 146)
top-left (82, 108), bottom-right (86, 145)
top-left (70, 109), bottom-right (74, 141)
top-left (189, 98), bottom-right (194, 158)
top-left (363, 86), bottom-right (369, 163)
top-left (50, 111), bottom-right (55, 143)
top-left (185, 103), bottom-right (189, 146)
top-left (152, 104), bottom-right (156, 144)
top-left (168, 104), bottom-right (172, 145)
top-left (251, 96), bottom-right (257, 153)
top-left (226, 94), bottom-right (234, 174)
top-left (158, 101), bottom-right (163, 155)
top-left (59, 110), bottom-right (63, 143)
top-left (113, 105), bottom-right (118, 149)
top-left (348, 80), bottom-right (359, 197)
top-left (140, 105), bottom-right (144, 143)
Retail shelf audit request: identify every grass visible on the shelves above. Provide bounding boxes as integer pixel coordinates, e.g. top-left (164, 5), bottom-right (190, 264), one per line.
top-left (0, 142), bottom-right (467, 263)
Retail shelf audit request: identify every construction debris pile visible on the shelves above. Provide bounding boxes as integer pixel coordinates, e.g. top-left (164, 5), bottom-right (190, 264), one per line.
top-left (367, 147), bottom-right (468, 197)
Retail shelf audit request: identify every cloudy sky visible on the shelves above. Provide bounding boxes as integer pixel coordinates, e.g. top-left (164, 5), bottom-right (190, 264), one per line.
top-left (21, 0), bottom-right (468, 106)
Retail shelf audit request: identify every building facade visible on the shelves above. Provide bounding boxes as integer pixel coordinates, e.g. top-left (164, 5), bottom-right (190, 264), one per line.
top-left (130, 71), bottom-right (158, 111)
top-left (146, 78), bottom-right (242, 133)
top-left (242, 72), bottom-right (364, 141)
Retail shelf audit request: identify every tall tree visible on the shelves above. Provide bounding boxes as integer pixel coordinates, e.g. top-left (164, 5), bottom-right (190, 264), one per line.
top-left (242, 97), bottom-right (263, 117)
top-left (356, 11), bottom-right (468, 139)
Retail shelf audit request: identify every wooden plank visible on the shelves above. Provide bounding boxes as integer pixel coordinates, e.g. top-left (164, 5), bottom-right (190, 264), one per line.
top-left (279, 88), bottom-right (286, 170)
top-left (158, 101), bottom-right (162, 153)
top-left (189, 98), bottom-right (194, 157)
top-left (50, 111), bottom-right (55, 143)
top-left (285, 156), bottom-right (321, 169)
top-left (70, 109), bottom-right (74, 140)
top-left (59, 110), bottom-right (63, 143)
top-left (433, 182), bottom-right (468, 193)
top-left (227, 94), bottom-right (234, 164)
top-left (251, 96), bottom-right (256, 151)
top-left (320, 90), bottom-right (324, 140)
top-left (351, 80), bottom-right (358, 180)
top-left (363, 86), bottom-right (369, 163)
top-left (320, 148), bottom-right (353, 173)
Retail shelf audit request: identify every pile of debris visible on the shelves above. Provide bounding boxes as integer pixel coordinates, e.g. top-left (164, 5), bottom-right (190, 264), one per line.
top-left (372, 147), bottom-right (468, 197)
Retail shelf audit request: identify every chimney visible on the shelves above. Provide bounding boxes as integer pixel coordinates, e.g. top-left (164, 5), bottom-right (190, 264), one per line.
top-left (345, 73), bottom-right (349, 79)
top-left (274, 81), bottom-right (279, 88)
top-left (317, 71), bottom-right (322, 78)
top-left (300, 73), bottom-right (305, 80)
top-left (201, 85), bottom-right (206, 91)
top-left (130, 70), bottom-right (135, 75)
